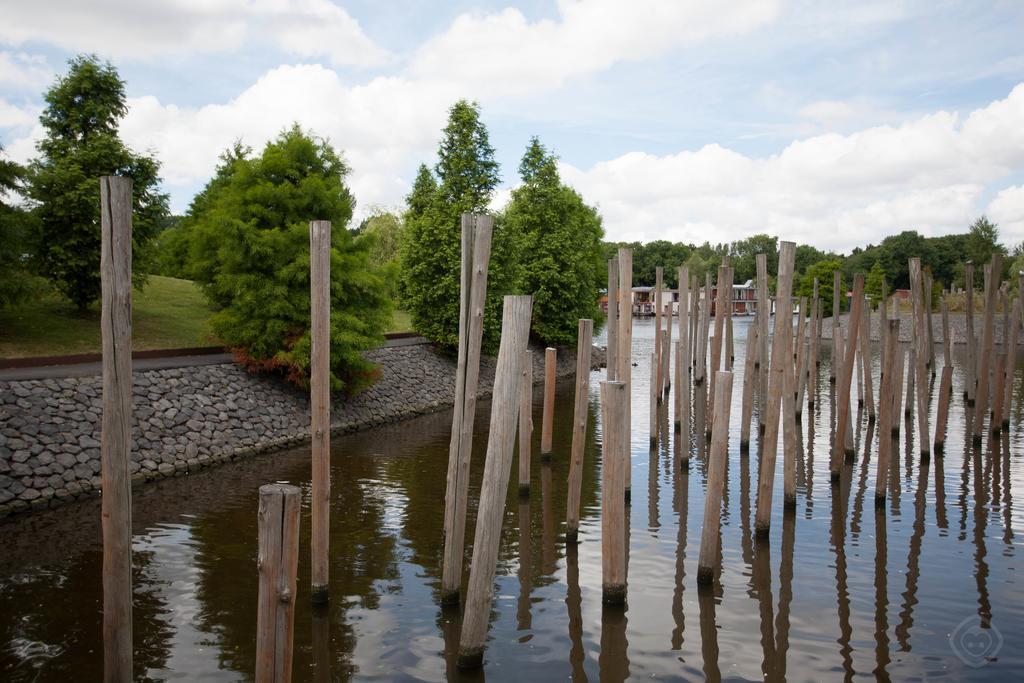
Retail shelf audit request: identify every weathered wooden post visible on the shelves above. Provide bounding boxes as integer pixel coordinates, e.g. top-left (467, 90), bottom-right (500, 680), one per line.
top-left (908, 258), bottom-right (931, 458)
top-left (782, 310), bottom-right (799, 509)
top-left (655, 266), bottom-right (664, 399)
top-left (600, 380), bottom-right (628, 604)
top-left (965, 263), bottom-right (976, 403)
top-left (754, 241), bottom-right (796, 535)
top-left (797, 300), bottom-right (812, 419)
top-left (541, 347), bottom-right (557, 460)
top-left (757, 254), bottom-right (770, 430)
top-left (973, 254), bottom-right (1003, 443)
top-left (933, 363), bottom-right (954, 454)
top-left (255, 483), bottom-right (301, 683)
top-left (675, 265), bottom-right (690, 431)
top-left (808, 279), bottom-right (821, 407)
top-left (892, 345), bottom-right (906, 438)
top-left (924, 272), bottom-right (935, 375)
top-left (904, 346), bottom-right (916, 419)
top-left (566, 320), bottom-right (593, 542)
top-left (697, 371), bottom-right (734, 584)
top-left (831, 270), bottom-right (841, 384)
top-left (663, 303), bottom-right (673, 392)
top-left (1001, 298), bottom-right (1021, 428)
top-left (649, 352), bottom-right (658, 447)
top-left (708, 263), bottom-right (729, 429)
top-left (830, 274), bottom-right (865, 479)
top-left (518, 350), bottom-right (533, 496)
top-left (309, 220), bottom-right (331, 604)
top-left (440, 214), bottom-right (493, 605)
top-left (875, 321), bottom-right (900, 502)
top-left (725, 273), bottom-right (735, 369)
top-left (457, 295), bottom-right (533, 668)
top-left (941, 294), bottom-right (952, 369)
top-left (991, 351), bottom-right (1007, 437)
top-left (607, 258), bottom-right (619, 382)
top-left (617, 249), bottom-right (633, 498)
top-left (859, 292), bottom-right (875, 422)
top-left (740, 322), bottom-right (758, 450)
top-left (100, 176), bottom-right (133, 683)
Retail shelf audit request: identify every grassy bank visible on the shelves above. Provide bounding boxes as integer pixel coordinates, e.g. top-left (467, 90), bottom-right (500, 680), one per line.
top-left (1, 276), bottom-right (417, 359)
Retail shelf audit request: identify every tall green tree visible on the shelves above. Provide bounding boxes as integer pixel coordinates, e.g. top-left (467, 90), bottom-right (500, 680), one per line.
top-left (0, 146), bottom-right (45, 308)
top-left (797, 259), bottom-right (844, 317)
top-left (503, 137), bottom-right (604, 345)
top-left (864, 260), bottom-right (886, 309)
top-left (400, 100), bottom-right (518, 352)
top-left (729, 234), bottom-right (777, 284)
top-left (29, 54), bottom-right (168, 310)
top-left (964, 216), bottom-right (1005, 276)
top-left (189, 126), bottom-right (390, 392)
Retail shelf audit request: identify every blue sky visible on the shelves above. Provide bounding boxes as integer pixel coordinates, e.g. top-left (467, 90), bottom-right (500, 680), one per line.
top-left (2, 0), bottom-right (1023, 251)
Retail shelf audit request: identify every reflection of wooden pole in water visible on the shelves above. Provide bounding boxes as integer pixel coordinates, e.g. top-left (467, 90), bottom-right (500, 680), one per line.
top-left (1002, 298), bottom-right (1020, 429)
top-left (831, 469), bottom-right (854, 680)
top-left (99, 176), bottom-right (134, 683)
top-left (458, 295), bottom-right (532, 668)
top-left (751, 536), bottom-right (777, 681)
top-left (541, 462), bottom-right (556, 574)
top-left (607, 258), bottom-right (619, 382)
top-left (541, 347), bottom-right (556, 460)
top-left (851, 417), bottom-right (875, 537)
top-left (565, 544), bottom-right (587, 680)
top-left (776, 511), bottom-right (796, 680)
top-left (309, 220), bottom-right (331, 604)
top-left (832, 273), bottom-right (865, 478)
top-left (908, 258), bottom-right (932, 458)
top-left (895, 459), bottom-right (929, 650)
top-left (601, 380), bottom-right (628, 605)
top-left (516, 498), bottom-right (532, 632)
top-left (566, 319), bottom-right (593, 541)
top-left (973, 254), bottom-right (1003, 443)
top-left (972, 445), bottom-right (993, 628)
top-left (740, 322), bottom-right (758, 451)
top-left (518, 350), bottom-right (533, 496)
top-left (599, 599), bottom-right (630, 681)
top-left (698, 583), bottom-right (722, 681)
top-left (441, 214), bottom-right (493, 605)
top-left (698, 371), bottom-right (734, 583)
top-left (255, 483), bottom-right (301, 683)
top-left (872, 505), bottom-right (891, 680)
top-left (671, 466), bottom-right (690, 650)
top-left (618, 249), bottom-right (633, 498)
top-left (311, 606), bottom-right (331, 683)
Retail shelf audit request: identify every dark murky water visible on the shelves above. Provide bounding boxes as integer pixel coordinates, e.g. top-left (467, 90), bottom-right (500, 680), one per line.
top-left (1, 317), bottom-right (1022, 681)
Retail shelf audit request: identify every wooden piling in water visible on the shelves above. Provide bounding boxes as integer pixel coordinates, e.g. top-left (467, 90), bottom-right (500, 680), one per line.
top-left (904, 347), bottom-right (915, 420)
top-left (756, 254), bottom-right (770, 429)
top-left (697, 371), bottom-right (734, 584)
top-left (600, 380), bottom-right (628, 604)
top-left (617, 249), bottom-right (633, 498)
top-left (875, 321), bottom-right (900, 503)
top-left (831, 270), bottom-right (841, 384)
top-left (541, 347), bottom-right (557, 460)
top-left (457, 295), bottom-right (533, 668)
top-left (831, 274), bottom-right (865, 479)
top-left (518, 350), bottom-right (533, 496)
top-left (566, 320), bottom-right (593, 543)
top-left (740, 321), bottom-right (758, 450)
top-left (649, 352), bottom-right (658, 447)
top-left (607, 259), bottom-right (618, 382)
top-left (941, 294), bottom-right (952, 369)
top-left (973, 254), bottom-right (1003, 444)
top-left (808, 279), bottom-right (821, 406)
top-left (100, 176), bottom-right (133, 683)
top-left (892, 345), bottom-right (906, 438)
top-left (708, 264), bottom-right (729, 430)
top-left (782, 310), bottom-right (799, 509)
top-left (754, 241), bottom-right (796, 535)
top-left (933, 363), bottom-right (954, 454)
top-left (662, 320), bottom-right (672, 394)
top-left (909, 258), bottom-right (932, 458)
top-left (440, 214), bottom-right (493, 605)
top-left (309, 220), bottom-right (331, 604)
top-left (859, 292), bottom-right (875, 422)
top-left (726, 284), bottom-right (735, 369)
top-left (655, 266), bottom-right (664, 399)
top-left (965, 263), bottom-right (976, 403)
top-left (991, 351), bottom-right (1007, 437)
top-left (1001, 298), bottom-right (1021, 428)
top-left (676, 266), bottom-right (690, 431)
top-left (255, 483), bottom-right (301, 683)
top-left (924, 272), bottom-right (935, 375)
top-left (797, 300), bottom-right (812, 418)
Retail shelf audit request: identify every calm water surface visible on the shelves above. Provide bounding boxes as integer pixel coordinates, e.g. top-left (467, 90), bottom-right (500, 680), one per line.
top-left (1, 317), bottom-right (1022, 681)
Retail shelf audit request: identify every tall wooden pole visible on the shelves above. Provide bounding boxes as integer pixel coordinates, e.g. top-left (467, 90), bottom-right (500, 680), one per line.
top-left (518, 350), bottom-right (533, 496)
top-left (255, 484), bottom-right (301, 683)
top-left (740, 322), bottom-right (758, 450)
top-left (655, 266), bottom-right (664, 400)
top-left (859, 292), bottom-right (875, 422)
top-left (830, 274), bottom-right (865, 478)
top-left (924, 272), bottom-right (935, 375)
top-left (441, 214), bottom-right (493, 605)
top-left (309, 220), bottom-right (331, 604)
top-left (941, 294), bottom-right (952, 368)
top-left (708, 263), bottom-right (728, 429)
top-left (600, 380), bottom-right (628, 604)
top-left (965, 263), bottom-right (976, 403)
top-left (908, 258), bottom-right (932, 458)
top-left (754, 241), bottom-right (796, 535)
top-left (617, 249), bottom-right (633, 498)
top-left (541, 347), bottom-right (557, 460)
top-left (664, 303), bottom-right (673, 391)
top-left (831, 270), bottom-right (841, 383)
top-left (874, 321), bottom-right (900, 502)
top-left (676, 265), bottom-right (690, 431)
top-left (697, 371), bottom-right (734, 584)
top-left (566, 320), bottom-right (593, 542)
top-left (973, 254), bottom-right (1003, 443)
top-left (457, 295), bottom-right (533, 668)
top-left (808, 279), bottom-right (820, 407)
top-left (649, 352), bottom-right (658, 447)
top-left (100, 176), bottom-right (133, 683)
top-left (1001, 298), bottom-right (1021, 428)
top-left (607, 258), bottom-right (619, 382)
top-left (756, 254), bottom-right (769, 430)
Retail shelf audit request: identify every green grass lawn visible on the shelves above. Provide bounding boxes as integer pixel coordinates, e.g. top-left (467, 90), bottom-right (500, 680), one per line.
top-left (1, 276), bottom-right (417, 359)
top-left (0, 275), bottom-right (218, 359)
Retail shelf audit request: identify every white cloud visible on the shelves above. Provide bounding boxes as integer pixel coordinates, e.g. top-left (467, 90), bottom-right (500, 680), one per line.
top-left (0, 0), bottom-right (389, 67)
top-left (0, 52), bottom-right (53, 90)
top-left (989, 185), bottom-right (1024, 246)
top-left (561, 84), bottom-right (1024, 251)
top-left (410, 0), bottom-right (781, 96)
top-left (0, 100), bottom-right (38, 129)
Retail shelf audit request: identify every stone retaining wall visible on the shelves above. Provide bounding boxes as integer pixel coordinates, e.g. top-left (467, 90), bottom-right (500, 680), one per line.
top-left (0, 343), bottom-right (604, 519)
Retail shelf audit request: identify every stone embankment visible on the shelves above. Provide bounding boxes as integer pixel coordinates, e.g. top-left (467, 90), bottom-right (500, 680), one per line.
top-left (0, 342), bottom-right (604, 519)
